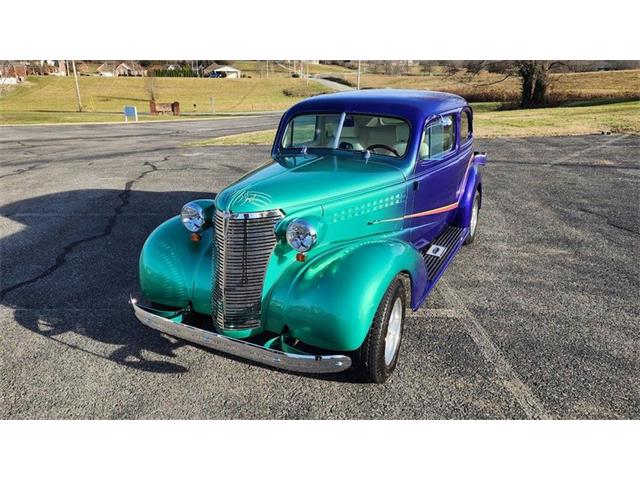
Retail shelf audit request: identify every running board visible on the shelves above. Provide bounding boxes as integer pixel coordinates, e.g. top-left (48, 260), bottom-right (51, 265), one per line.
top-left (421, 225), bottom-right (467, 283)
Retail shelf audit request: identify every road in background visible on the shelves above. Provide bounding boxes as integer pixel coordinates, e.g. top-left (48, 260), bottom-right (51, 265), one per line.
top-left (1, 119), bottom-right (638, 419)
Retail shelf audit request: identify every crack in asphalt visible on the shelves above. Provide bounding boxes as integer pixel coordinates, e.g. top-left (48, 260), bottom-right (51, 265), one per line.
top-left (577, 207), bottom-right (639, 235)
top-left (0, 147), bottom-right (178, 168)
top-left (546, 134), bottom-right (632, 166)
top-left (0, 165), bottom-right (42, 179)
top-left (222, 163), bottom-right (250, 174)
top-left (0, 160), bottom-right (162, 300)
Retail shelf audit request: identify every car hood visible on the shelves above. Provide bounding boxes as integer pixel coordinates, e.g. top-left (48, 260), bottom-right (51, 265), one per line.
top-left (215, 153), bottom-right (406, 214)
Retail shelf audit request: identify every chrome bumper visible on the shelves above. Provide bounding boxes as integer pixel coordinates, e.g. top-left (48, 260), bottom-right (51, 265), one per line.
top-left (130, 296), bottom-right (351, 374)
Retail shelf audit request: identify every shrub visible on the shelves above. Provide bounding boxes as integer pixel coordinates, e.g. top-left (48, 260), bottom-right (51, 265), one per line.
top-left (283, 86), bottom-right (323, 97)
top-left (323, 76), bottom-right (354, 87)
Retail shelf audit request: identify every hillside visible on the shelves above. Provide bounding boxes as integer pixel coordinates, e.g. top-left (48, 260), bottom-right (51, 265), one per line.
top-left (1, 67), bottom-right (638, 125)
top-left (0, 76), bottom-right (330, 124)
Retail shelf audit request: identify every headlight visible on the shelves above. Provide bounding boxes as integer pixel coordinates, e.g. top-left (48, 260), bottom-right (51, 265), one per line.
top-left (286, 219), bottom-right (317, 252)
top-left (181, 202), bottom-right (205, 232)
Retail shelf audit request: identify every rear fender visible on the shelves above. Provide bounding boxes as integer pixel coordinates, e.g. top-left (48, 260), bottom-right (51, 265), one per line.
top-left (452, 158), bottom-right (483, 228)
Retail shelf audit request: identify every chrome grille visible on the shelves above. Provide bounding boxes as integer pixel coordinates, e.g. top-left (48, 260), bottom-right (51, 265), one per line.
top-left (212, 209), bottom-right (283, 330)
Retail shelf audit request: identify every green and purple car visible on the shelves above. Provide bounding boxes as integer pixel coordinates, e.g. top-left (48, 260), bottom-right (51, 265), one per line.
top-left (131, 90), bottom-right (486, 383)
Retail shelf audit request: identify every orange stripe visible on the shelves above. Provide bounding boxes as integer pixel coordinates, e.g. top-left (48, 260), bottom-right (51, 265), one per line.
top-left (403, 202), bottom-right (459, 219)
top-left (370, 201), bottom-right (459, 224)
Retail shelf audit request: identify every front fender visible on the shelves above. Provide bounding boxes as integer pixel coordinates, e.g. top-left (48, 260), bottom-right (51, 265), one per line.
top-left (139, 215), bottom-right (214, 314)
top-left (264, 239), bottom-right (427, 351)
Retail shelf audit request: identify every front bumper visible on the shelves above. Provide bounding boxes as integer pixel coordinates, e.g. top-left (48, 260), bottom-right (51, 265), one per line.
top-left (130, 296), bottom-right (352, 374)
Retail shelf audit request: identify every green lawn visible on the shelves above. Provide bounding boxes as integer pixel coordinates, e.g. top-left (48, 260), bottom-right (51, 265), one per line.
top-left (475, 100), bottom-right (640, 137)
top-left (0, 76), bottom-right (330, 124)
top-left (191, 100), bottom-right (640, 145)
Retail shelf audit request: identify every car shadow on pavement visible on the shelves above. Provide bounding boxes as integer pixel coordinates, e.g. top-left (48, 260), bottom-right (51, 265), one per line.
top-left (0, 189), bottom-right (209, 374)
top-left (0, 188), bottom-right (359, 382)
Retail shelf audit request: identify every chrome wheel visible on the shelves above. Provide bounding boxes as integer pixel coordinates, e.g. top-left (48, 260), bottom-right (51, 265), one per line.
top-left (470, 197), bottom-right (479, 237)
top-left (384, 298), bottom-right (403, 366)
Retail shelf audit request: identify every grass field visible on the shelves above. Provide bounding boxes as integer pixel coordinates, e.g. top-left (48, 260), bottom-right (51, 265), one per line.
top-left (0, 76), bottom-right (330, 124)
top-left (1, 68), bottom-right (638, 126)
top-left (357, 69), bottom-right (640, 104)
top-left (190, 100), bottom-right (640, 145)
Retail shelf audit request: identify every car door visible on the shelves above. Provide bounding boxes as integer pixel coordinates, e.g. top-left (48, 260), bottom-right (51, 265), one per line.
top-left (408, 111), bottom-right (469, 247)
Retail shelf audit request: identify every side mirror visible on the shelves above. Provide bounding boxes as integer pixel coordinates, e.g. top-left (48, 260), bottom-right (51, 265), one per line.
top-left (473, 151), bottom-right (487, 166)
top-left (432, 115), bottom-right (452, 128)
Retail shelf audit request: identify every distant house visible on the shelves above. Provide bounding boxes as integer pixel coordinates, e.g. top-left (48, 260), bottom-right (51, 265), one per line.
top-left (22, 60), bottom-right (67, 76)
top-left (75, 62), bottom-right (92, 75)
top-left (203, 63), bottom-right (223, 75)
top-left (1, 63), bottom-right (28, 78)
top-left (97, 62), bottom-right (116, 77)
top-left (166, 63), bottom-right (181, 71)
top-left (97, 61), bottom-right (147, 77)
top-left (47, 60), bottom-right (67, 76)
top-left (0, 63), bottom-right (28, 83)
top-left (203, 63), bottom-right (241, 78)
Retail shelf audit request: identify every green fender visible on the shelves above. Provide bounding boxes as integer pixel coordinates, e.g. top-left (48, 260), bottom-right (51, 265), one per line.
top-left (264, 239), bottom-right (428, 352)
top-left (139, 202), bottom-right (215, 315)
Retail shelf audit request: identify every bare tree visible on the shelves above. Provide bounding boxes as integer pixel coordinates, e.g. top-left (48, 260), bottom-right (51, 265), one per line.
top-left (146, 74), bottom-right (157, 102)
top-left (466, 60), bottom-right (567, 108)
top-left (419, 61), bottom-right (433, 75)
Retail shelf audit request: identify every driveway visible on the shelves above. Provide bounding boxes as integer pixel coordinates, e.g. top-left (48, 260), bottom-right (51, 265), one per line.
top-left (1, 120), bottom-right (638, 419)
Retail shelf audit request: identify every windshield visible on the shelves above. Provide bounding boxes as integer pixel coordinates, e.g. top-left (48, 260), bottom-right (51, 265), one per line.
top-left (280, 113), bottom-right (411, 158)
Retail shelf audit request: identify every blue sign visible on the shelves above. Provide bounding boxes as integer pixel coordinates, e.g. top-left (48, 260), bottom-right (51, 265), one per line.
top-left (124, 106), bottom-right (136, 117)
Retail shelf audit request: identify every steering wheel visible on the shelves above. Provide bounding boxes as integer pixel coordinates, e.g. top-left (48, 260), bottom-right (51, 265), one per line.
top-left (366, 144), bottom-right (400, 157)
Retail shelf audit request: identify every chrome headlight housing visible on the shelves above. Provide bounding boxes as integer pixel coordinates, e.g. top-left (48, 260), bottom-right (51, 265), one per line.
top-left (180, 201), bottom-right (206, 232)
top-left (286, 219), bottom-right (317, 252)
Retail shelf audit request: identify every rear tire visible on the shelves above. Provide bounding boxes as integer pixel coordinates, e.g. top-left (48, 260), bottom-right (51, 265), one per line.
top-left (464, 190), bottom-right (480, 245)
top-left (354, 276), bottom-right (406, 383)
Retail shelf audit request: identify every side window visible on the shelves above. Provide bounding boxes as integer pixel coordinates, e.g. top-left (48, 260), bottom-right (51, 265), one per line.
top-left (420, 114), bottom-right (456, 160)
top-left (460, 110), bottom-right (472, 143)
top-left (283, 115), bottom-right (318, 147)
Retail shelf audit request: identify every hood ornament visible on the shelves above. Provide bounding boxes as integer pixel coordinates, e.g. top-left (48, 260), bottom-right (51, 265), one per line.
top-left (235, 190), bottom-right (273, 209)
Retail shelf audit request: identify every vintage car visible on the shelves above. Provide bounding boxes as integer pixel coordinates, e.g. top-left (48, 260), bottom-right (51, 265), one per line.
top-left (131, 89), bottom-right (486, 383)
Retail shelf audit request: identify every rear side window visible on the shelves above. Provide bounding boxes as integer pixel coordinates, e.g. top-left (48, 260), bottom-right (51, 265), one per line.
top-left (420, 114), bottom-right (456, 160)
top-left (460, 110), bottom-right (472, 143)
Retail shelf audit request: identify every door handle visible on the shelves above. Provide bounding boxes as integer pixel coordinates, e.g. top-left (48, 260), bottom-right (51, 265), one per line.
top-left (412, 181), bottom-right (419, 191)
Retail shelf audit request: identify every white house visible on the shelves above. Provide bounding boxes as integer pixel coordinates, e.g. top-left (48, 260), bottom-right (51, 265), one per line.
top-left (203, 64), bottom-right (242, 78)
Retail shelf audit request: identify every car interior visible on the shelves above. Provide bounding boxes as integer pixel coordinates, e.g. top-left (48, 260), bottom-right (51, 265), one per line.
top-left (283, 113), bottom-right (461, 159)
top-left (330, 115), bottom-right (412, 157)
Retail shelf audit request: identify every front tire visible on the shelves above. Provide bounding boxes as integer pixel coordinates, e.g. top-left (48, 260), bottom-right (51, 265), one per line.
top-left (354, 276), bottom-right (406, 383)
top-left (464, 190), bottom-right (480, 245)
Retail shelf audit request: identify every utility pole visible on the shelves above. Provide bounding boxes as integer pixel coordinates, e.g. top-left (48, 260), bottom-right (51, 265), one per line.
top-left (357, 60), bottom-right (361, 90)
top-left (71, 60), bottom-right (83, 112)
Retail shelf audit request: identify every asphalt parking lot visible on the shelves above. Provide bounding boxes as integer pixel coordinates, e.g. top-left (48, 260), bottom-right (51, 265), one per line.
top-left (1, 117), bottom-right (638, 419)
